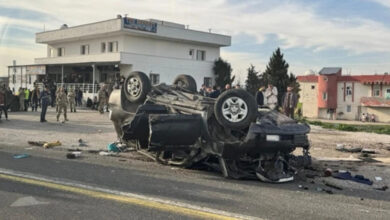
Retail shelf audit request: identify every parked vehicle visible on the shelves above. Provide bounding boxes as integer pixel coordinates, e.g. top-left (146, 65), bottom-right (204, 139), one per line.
top-left (108, 71), bottom-right (311, 183)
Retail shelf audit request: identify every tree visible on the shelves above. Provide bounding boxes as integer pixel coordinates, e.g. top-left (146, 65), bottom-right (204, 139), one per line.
top-left (262, 48), bottom-right (290, 107)
top-left (245, 64), bottom-right (263, 95)
top-left (213, 58), bottom-right (235, 88)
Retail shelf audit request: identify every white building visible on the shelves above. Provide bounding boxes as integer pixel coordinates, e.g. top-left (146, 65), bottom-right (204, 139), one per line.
top-left (7, 16), bottom-right (231, 99)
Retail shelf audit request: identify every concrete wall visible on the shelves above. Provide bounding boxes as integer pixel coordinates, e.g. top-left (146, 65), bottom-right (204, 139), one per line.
top-left (366, 107), bottom-right (390, 123)
top-left (121, 52), bottom-right (213, 89)
top-left (299, 82), bottom-right (318, 118)
top-left (336, 82), bottom-right (370, 120)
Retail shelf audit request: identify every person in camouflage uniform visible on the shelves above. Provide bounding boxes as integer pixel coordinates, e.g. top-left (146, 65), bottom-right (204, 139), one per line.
top-left (55, 87), bottom-right (60, 113)
top-left (98, 85), bottom-right (108, 114)
top-left (68, 88), bottom-right (76, 112)
top-left (56, 87), bottom-right (68, 122)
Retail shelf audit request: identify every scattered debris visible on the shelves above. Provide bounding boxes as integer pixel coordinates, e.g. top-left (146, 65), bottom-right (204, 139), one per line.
top-left (107, 143), bottom-right (121, 152)
top-left (361, 148), bottom-right (376, 154)
top-left (324, 168), bottom-right (333, 177)
top-left (335, 144), bottom-right (362, 153)
top-left (374, 186), bottom-right (388, 191)
top-left (118, 159), bottom-right (127, 162)
top-left (323, 180), bottom-right (343, 190)
top-left (43, 141), bottom-right (61, 149)
top-left (99, 151), bottom-right (116, 156)
top-left (13, 154), bottom-right (30, 159)
top-left (78, 139), bottom-right (88, 147)
top-left (66, 151), bottom-right (81, 159)
top-left (24, 147), bottom-right (33, 150)
top-left (27, 141), bottom-right (46, 146)
top-left (375, 176), bottom-right (383, 181)
top-left (68, 148), bottom-right (83, 152)
top-left (333, 171), bottom-right (373, 185)
top-left (87, 150), bottom-right (100, 154)
top-left (305, 173), bottom-right (318, 179)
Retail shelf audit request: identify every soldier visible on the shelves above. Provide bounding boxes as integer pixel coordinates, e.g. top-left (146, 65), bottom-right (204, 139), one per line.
top-left (55, 87), bottom-right (60, 113)
top-left (56, 87), bottom-right (68, 123)
top-left (98, 85), bottom-right (107, 114)
top-left (68, 88), bottom-right (76, 112)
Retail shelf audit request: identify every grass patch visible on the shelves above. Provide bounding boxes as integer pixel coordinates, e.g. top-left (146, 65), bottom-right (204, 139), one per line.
top-left (307, 120), bottom-right (390, 135)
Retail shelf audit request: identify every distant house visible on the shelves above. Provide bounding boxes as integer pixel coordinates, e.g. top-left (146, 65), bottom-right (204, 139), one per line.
top-left (297, 67), bottom-right (390, 122)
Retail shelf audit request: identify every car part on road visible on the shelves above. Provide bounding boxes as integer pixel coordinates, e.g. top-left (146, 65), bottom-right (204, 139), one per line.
top-left (13, 154), bottom-right (30, 159)
top-left (108, 71), bottom-right (312, 183)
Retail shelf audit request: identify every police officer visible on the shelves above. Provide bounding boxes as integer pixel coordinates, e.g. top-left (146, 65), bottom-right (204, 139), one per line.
top-left (68, 88), bottom-right (76, 112)
top-left (98, 85), bottom-right (107, 114)
top-left (56, 87), bottom-right (68, 122)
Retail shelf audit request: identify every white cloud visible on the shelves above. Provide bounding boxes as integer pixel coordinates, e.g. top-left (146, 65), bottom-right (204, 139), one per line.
top-left (369, 0), bottom-right (390, 8)
top-left (1, 0), bottom-right (390, 76)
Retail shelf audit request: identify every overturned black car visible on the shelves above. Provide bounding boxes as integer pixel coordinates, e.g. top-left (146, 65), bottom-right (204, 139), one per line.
top-left (109, 71), bottom-right (311, 183)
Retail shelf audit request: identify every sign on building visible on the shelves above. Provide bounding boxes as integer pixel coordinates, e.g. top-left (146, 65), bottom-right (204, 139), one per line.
top-left (123, 17), bottom-right (157, 33)
top-left (26, 65), bottom-right (46, 75)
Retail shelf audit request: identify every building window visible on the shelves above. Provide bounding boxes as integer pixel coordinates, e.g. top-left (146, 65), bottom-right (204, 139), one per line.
top-left (189, 49), bottom-right (194, 59)
top-left (80, 45), bottom-right (89, 55)
top-left (322, 92), bottom-right (327, 100)
top-left (57, 47), bottom-right (64, 57)
top-left (196, 50), bottom-right (206, 61)
top-left (101, 42), bottom-right (106, 53)
top-left (12, 74), bottom-right (15, 83)
top-left (204, 77), bottom-right (212, 87)
top-left (108, 41), bottom-right (118, 52)
top-left (323, 77), bottom-right (328, 81)
top-left (150, 73), bottom-right (160, 85)
top-left (28, 75), bottom-right (31, 84)
top-left (346, 86), bottom-right (352, 95)
top-left (373, 85), bottom-right (380, 97)
top-left (386, 89), bottom-right (390, 99)
top-left (346, 105), bottom-right (351, 112)
top-left (311, 85), bottom-right (315, 89)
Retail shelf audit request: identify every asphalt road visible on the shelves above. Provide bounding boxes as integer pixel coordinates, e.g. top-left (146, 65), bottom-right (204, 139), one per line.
top-left (0, 145), bottom-right (389, 220)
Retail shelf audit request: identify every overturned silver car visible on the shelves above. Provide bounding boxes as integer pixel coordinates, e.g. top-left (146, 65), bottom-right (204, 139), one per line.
top-left (109, 71), bottom-right (311, 183)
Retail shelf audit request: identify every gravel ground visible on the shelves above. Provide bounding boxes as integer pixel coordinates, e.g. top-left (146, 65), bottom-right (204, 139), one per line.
top-left (0, 108), bottom-right (117, 151)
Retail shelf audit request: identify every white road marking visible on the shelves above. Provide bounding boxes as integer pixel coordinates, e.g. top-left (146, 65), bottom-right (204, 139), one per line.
top-left (0, 168), bottom-right (262, 220)
top-left (10, 196), bottom-right (49, 207)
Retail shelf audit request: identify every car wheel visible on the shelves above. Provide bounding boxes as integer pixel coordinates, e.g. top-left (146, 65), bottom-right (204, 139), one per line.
top-left (173, 74), bottom-right (197, 93)
top-left (214, 89), bottom-right (257, 129)
top-left (124, 71), bottom-right (151, 103)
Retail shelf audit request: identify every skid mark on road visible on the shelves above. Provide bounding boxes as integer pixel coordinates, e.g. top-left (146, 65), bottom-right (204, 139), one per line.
top-left (0, 168), bottom-right (261, 220)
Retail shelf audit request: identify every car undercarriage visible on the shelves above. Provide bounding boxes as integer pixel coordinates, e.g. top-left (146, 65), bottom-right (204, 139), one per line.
top-left (109, 71), bottom-right (311, 183)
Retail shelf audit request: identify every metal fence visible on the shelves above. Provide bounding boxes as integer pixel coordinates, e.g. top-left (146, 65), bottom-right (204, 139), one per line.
top-left (35, 83), bottom-right (102, 94)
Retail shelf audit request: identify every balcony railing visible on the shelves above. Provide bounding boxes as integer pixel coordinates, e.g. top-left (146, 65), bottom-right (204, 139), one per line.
top-left (35, 83), bottom-right (103, 94)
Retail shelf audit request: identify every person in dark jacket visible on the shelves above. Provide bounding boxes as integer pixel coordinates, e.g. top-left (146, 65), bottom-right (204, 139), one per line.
top-left (40, 86), bottom-right (51, 122)
top-left (282, 86), bottom-right (298, 118)
top-left (209, 86), bottom-right (221, 98)
top-left (0, 86), bottom-right (8, 120)
top-left (255, 87), bottom-right (265, 108)
top-left (32, 87), bottom-right (40, 112)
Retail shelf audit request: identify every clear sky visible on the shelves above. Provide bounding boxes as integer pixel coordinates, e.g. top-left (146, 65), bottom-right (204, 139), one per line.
top-left (1, 0), bottom-right (390, 82)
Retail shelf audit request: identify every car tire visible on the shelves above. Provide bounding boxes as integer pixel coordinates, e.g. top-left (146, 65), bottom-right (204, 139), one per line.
top-left (123, 71), bottom-right (151, 103)
top-left (214, 89), bottom-right (257, 129)
top-left (173, 74), bottom-right (197, 93)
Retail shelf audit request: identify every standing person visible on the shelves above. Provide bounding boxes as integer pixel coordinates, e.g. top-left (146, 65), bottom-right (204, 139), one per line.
top-left (68, 88), bottom-right (76, 112)
top-left (265, 84), bottom-right (278, 110)
top-left (209, 86), bottom-right (221, 98)
top-left (0, 86), bottom-right (8, 121)
top-left (98, 85), bottom-right (108, 114)
top-left (256, 87), bottom-right (265, 108)
top-left (50, 84), bottom-right (56, 107)
top-left (18, 88), bottom-right (25, 111)
top-left (223, 83), bottom-right (231, 92)
top-left (77, 88), bottom-right (83, 106)
top-left (282, 86), bottom-right (298, 118)
top-left (24, 88), bottom-right (30, 111)
top-left (56, 87), bottom-right (68, 123)
top-left (40, 86), bottom-right (51, 122)
top-left (55, 87), bottom-right (60, 112)
top-left (31, 87), bottom-right (40, 112)
top-left (199, 84), bottom-right (207, 96)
